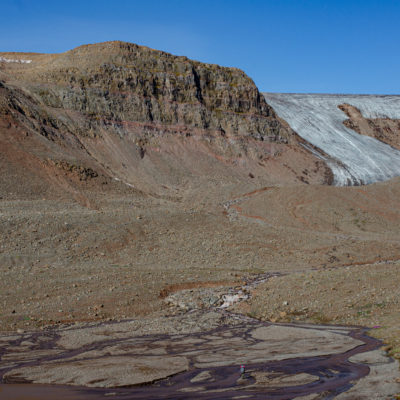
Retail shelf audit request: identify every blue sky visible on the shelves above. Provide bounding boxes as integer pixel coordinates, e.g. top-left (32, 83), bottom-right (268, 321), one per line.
top-left (2, 0), bottom-right (399, 94)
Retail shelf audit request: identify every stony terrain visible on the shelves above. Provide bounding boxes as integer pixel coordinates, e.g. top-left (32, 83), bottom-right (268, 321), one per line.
top-left (1, 177), bottom-right (400, 398)
top-left (1, 42), bottom-right (400, 398)
top-left (3, 312), bottom-right (399, 399)
top-left (229, 180), bottom-right (400, 333)
top-left (339, 103), bottom-right (400, 150)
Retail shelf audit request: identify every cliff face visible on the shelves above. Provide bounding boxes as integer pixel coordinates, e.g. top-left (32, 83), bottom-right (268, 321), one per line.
top-left (0, 42), bottom-right (328, 201)
top-left (9, 41), bottom-right (291, 142)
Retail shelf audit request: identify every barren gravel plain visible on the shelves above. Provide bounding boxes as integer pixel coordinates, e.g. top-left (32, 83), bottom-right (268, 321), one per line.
top-left (1, 177), bottom-right (400, 398)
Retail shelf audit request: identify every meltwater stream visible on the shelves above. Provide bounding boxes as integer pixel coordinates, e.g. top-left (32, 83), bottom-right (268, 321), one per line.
top-left (263, 93), bottom-right (400, 185)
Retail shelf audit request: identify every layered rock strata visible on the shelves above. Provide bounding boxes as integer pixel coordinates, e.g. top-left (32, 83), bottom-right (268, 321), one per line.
top-left (2, 41), bottom-right (292, 143)
top-left (0, 42), bottom-right (330, 200)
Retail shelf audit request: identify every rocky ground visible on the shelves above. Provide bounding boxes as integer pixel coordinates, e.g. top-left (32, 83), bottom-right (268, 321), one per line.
top-left (229, 180), bottom-right (400, 361)
top-left (1, 42), bottom-right (400, 398)
top-left (2, 178), bottom-right (399, 334)
top-left (1, 294), bottom-right (399, 399)
top-left (1, 178), bottom-right (400, 398)
top-left (237, 264), bottom-right (400, 359)
top-left (339, 103), bottom-right (400, 150)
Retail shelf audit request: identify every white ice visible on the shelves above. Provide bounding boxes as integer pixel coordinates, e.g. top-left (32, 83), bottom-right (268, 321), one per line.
top-left (264, 93), bottom-right (400, 185)
top-left (0, 56), bottom-right (32, 64)
top-left (219, 293), bottom-right (249, 309)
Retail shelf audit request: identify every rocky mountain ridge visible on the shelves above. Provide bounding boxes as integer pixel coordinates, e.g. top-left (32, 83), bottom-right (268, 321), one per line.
top-left (0, 41), bottom-right (328, 201)
top-left (2, 41), bottom-right (293, 142)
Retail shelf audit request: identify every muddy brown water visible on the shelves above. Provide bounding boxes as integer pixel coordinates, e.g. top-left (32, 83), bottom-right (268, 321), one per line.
top-left (0, 317), bottom-right (382, 400)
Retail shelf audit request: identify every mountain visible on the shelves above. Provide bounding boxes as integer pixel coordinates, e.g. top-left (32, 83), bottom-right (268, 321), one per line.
top-left (0, 41), bottom-right (330, 204)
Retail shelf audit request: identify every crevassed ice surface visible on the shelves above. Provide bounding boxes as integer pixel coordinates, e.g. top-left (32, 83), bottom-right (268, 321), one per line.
top-left (263, 93), bottom-right (400, 185)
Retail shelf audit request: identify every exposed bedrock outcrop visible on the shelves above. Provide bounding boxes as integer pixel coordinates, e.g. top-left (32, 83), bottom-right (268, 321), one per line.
top-left (339, 103), bottom-right (400, 151)
top-left (0, 42), bottom-right (330, 200)
top-left (4, 41), bottom-right (292, 143)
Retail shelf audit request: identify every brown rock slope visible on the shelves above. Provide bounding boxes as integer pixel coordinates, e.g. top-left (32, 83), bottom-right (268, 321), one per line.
top-left (0, 41), bottom-right (329, 204)
top-left (339, 103), bottom-right (400, 150)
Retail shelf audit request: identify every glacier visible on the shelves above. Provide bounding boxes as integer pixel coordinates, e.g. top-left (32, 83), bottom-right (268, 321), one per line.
top-left (263, 93), bottom-right (400, 186)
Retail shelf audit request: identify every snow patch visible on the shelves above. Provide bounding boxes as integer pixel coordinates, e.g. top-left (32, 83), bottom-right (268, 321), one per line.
top-left (0, 56), bottom-right (32, 64)
top-left (219, 293), bottom-right (249, 309)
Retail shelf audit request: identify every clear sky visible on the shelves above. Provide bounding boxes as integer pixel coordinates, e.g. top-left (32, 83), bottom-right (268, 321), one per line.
top-left (2, 0), bottom-right (399, 94)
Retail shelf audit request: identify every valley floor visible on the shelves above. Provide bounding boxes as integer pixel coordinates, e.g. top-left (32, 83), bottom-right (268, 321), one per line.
top-left (1, 178), bottom-right (400, 398)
